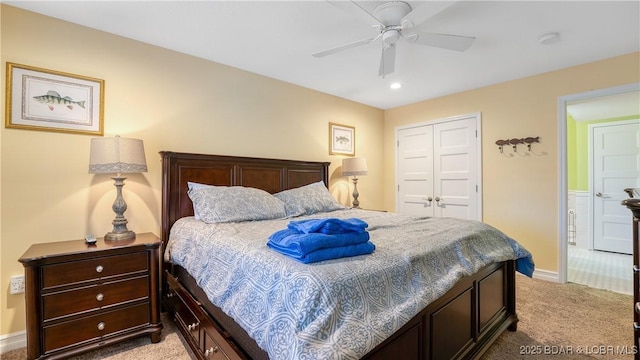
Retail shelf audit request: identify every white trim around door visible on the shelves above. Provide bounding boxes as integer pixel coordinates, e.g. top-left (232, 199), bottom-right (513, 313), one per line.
top-left (557, 82), bottom-right (640, 284)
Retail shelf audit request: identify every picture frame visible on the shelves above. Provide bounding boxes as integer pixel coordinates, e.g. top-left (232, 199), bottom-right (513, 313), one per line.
top-left (329, 122), bottom-right (355, 156)
top-left (5, 62), bottom-right (104, 135)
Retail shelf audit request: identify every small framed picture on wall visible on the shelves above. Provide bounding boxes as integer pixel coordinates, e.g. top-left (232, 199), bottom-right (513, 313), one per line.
top-left (329, 122), bottom-right (355, 156)
top-left (5, 62), bottom-right (104, 135)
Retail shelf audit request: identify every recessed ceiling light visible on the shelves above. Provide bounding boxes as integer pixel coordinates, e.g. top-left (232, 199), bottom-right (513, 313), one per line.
top-left (390, 82), bottom-right (402, 90)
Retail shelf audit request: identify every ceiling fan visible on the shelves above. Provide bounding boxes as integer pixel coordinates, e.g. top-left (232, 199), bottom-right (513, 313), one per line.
top-left (313, 1), bottom-right (475, 77)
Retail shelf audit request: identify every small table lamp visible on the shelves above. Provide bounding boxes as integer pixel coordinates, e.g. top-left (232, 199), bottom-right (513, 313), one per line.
top-left (89, 135), bottom-right (147, 241)
top-left (342, 157), bottom-right (368, 208)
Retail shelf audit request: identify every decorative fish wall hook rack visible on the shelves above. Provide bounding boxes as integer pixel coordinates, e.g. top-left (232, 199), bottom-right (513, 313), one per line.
top-left (495, 137), bottom-right (540, 152)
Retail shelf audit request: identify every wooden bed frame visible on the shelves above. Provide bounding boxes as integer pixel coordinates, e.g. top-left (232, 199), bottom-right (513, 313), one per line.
top-left (160, 151), bottom-right (519, 360)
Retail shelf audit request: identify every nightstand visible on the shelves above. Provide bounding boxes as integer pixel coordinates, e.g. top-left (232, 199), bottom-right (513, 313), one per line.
top-left (18, 232), bottom-right (163, 359)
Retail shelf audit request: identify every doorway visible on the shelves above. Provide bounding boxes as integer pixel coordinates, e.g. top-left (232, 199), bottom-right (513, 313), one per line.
top-left (559, 83), bottom-right (640, 293)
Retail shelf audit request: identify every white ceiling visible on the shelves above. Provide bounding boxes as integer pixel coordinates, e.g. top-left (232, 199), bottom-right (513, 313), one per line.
top-left (7, 1), bottom-right (640, 110)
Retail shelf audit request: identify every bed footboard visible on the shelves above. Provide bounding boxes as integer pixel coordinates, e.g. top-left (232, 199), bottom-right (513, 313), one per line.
top-left (362, 260), bottom-right (518, 360)
top-left (163, 260), bottom-right (517, 360)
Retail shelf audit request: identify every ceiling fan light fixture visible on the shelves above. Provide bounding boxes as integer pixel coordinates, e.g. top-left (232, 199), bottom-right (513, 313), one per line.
top-left (382, 29), bottom-right (401, 45)
top-left (314, 0), bottom-right (475, 77)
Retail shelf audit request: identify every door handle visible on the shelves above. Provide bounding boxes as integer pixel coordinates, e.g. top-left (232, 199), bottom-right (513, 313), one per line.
top-left (595, 192), bottom-right (603, 197)
top-left (435, 196), bottom-right (441, 204)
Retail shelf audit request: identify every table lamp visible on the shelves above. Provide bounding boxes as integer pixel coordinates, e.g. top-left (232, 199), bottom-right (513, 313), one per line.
top-left (342, 157), bottom-right (368, 208)
top-left (89, 135), bottom-right (147, 241)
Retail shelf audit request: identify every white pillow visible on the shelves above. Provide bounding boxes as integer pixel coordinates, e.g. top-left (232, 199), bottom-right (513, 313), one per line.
top-left (188, 185), bottom-right (286, 223)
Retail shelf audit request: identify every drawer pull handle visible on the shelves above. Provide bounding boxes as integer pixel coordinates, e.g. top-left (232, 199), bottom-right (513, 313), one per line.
top-left (97, 322), bottom-right (105, 331)
top-left (187, 323), bottom-right (198, 331)
top-left (96, 293), bottom-right (104, 302)
top-left (205, 346), bottom-right (219, 356)
top-left (96, 265), bottom-right (104, 273)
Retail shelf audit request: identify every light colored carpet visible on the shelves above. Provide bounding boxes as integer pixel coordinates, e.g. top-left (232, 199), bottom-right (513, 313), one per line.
top-left (482, 276), bottom-right (633, 360)
top-left (2, 276), bottom-right (633, 359)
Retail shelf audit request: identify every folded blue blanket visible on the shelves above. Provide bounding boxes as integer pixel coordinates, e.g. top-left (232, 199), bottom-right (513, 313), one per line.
top-left (267, 229), bottom-right (370, 258)
top-left (287, 218), bottom-right (368, 234)
top-left (284, 241), bottom-right (376, 264)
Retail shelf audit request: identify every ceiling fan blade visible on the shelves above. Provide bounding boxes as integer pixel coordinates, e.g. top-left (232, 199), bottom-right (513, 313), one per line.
top-left (326, 0), bottom-right (384, 28)
top-left (405, 32), bottom-right (475, 51)
top-left (400, 1), bottom-right (457, 28)
top-left (378, 44), bottom-right (396, 77)
top-left (312, 34), bottom-right (380, 58)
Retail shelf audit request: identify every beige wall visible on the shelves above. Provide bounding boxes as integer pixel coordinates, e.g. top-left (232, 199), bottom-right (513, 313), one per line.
top-left (0, 5), bottom-right (384, 336)
top-left (384, 52), bottom-right (640, 274)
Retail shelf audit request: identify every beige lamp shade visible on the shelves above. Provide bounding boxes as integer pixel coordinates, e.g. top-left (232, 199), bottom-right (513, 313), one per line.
top-left (89, 136), bottom-right (147, 174)
top-left (342, 157), bottom-right (368, 177)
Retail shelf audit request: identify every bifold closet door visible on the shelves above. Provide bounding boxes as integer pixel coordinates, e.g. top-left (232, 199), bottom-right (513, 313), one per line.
top-left (397, 117), bottom-right (479, 220)
top-left (397, 125), bottom-right (435, 216)
top-left (433, 118), bottom-right (478, 219)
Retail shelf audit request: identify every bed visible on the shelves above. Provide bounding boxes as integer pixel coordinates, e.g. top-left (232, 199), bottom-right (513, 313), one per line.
top-left (160, 151), bottom-right (533, 360)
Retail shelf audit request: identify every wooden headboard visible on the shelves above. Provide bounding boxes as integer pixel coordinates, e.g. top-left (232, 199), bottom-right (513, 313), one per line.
top-left (160, 151), bottom-right (330, 247)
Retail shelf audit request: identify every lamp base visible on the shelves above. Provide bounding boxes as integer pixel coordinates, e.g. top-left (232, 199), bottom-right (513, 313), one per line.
top-left (105, 177), bottom-right (136, 242)
top-left (351, 176), bottom-right (360, 209)
top-left (104, 230), bottom-right (136, 241)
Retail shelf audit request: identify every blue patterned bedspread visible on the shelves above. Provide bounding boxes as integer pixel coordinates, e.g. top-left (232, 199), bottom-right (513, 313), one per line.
top-left (166, 209), bottom-right (534, 360)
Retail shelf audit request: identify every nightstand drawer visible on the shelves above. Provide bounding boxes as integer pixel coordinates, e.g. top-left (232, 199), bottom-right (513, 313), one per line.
top-left (43, 275), bottom-right (149, 320)
top-left (42, 252), bottom-right (148, 289)
top-left (43, 302), bottom-right (150, 353)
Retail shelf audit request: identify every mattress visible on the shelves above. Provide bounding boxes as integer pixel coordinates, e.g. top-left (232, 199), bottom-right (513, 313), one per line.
top-left (165, 208), bottom-right (534, 360)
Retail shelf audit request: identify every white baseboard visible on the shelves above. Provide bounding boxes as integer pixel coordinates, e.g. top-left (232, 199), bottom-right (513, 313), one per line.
top-left (531, 268), bottom-right (560, 282)
top-left (0, 330), bottom-right (26, 354)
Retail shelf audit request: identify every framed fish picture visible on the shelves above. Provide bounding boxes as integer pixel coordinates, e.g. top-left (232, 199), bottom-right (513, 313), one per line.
top-left (329, 122), bottom-right (355, 156)
top-left (5, 62), bottom-right (104, 135)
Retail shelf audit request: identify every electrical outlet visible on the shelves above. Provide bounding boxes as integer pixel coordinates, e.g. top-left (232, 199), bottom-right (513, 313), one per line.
top-left (10, 275), bottom-right (25, 294)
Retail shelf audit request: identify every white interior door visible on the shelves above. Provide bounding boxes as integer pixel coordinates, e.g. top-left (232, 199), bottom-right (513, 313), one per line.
top-left (433, 118), bottom-right (478, 219)
top-left (396, 114), bottom-right (480, 220)
top-left (397, 125), bottom-right (434, 216)
top-left (591, 120), bottom-right (640, 254)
